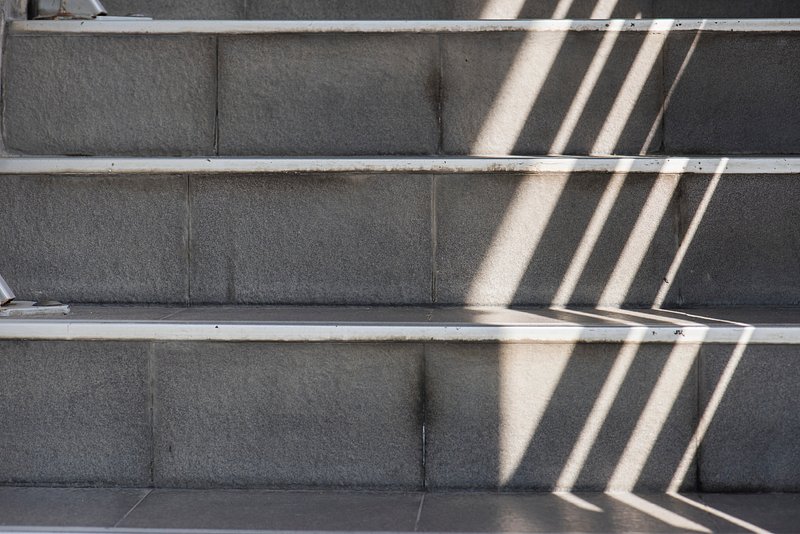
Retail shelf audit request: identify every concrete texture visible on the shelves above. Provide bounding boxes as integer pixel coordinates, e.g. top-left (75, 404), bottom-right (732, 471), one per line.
top-left (665, 33), bottom-right (800, 155)
top-left (672, 174), bottom-right (800, 306)
top-left (152, 342), bottom-right (424, 488)
top-left (418, 493), bottom-right (739, 533)
top-left (103, 0), bottom-right (244, 18)
top-left (0, 341), bottom-right (151, 486)
top-left (120, 489), bottom-right (422, 530)
top-left (217, 34), bottom-right (438, 156)
top-left (699, 345), bottom-right (800, 492)
top-left (654, 0), bottom-right (800, 17)
top-left (697, 493), bottom-right (800, 534)
top-left (6, 488), bottom-right (791, 533)
top-left (3, 35), bottom-right (215, 156)
top-left (0, 175), bottom-right (188, 303)
top-left (189, 174), bottom-right (431, 305)
top-left (0, 487), bottom-right (148, 527)
top-left (425, 343), bottom-right (698, 491)
top-left (246, 0), bottom-right (445, 19)
top-left (449, 0), bottom-right (653, 18)
top-left (72, 0), bottom-right (800, 19)
top-left (434, 173), bottom-right (678, 307)
top-left (442, 31), bottom-right (663, 156)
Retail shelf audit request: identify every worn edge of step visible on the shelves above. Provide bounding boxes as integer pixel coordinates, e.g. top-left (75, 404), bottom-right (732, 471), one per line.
top-left (11, 18), bottom-right (800, 34)
top-left (0, 306), bottom-right (795, 344)
top-left (2, 157), bottom-right (800, 175)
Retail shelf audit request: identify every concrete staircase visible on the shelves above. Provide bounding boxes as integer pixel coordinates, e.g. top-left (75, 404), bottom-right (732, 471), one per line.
top-left (2, 0), bottom-right (800, 512)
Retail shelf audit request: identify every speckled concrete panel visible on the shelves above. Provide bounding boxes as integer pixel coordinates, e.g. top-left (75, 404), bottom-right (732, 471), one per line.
top-left (0, 341), bottom-right (151, 486)
top-left (0, 174), bottom-right (187, 303)
top-left (442, 31), bottom-right (663, 155)
top-left (246, 0), bottom-right (444, 19)
top-left (665, 33), bottom-right (800, 154)
top-left (700, 344), bottom-right (800, 491)
top-left (654, 0), bottom-right (800, 17)
top-left (189, 174), bottom-right (431, 304)
top-left (103, 0), bottom-right (244, 18)
top-left (425, 343), bottom-right (698, 491)
top-left (4, 35), bottom-right (215, 156)
top-left (449, 0), bottom-right (653, 18)
top-left (672, 174), bottom-right (800, 306)
top-left (153, 342), bottom-right (424, 488)
top-left (435, 173), bottom-right (678, 307)
top-left (218, 34), bottom-right (438, 155)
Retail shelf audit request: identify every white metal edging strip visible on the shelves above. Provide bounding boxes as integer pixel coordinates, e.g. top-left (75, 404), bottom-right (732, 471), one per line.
top-left (0, 322), bottom-right (798, 343)
top-left (12, 19), bottom-right (800, 34)
top-left (2, 157), bottom-right (800, 176)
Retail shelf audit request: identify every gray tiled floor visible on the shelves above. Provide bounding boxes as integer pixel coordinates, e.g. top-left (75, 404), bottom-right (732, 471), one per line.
top-left (0, 488), bottom-right (796, 533)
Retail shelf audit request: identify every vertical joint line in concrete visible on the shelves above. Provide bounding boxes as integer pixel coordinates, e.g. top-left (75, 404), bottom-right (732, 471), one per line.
top-left (186, 175), bottom-right (192, 306)
top-left (242, 0), bottom-right (248, 19)
top-left (0, 10), bottom-right (9, 155)
top-left (674, 175), bottom-right (684, 307)
top-left (146, 343), bottom-right (156, 487)
top-left (214, 36), bottom-right (220, 156)
top-left (436, 33), bottom-right (443, 155)
top-left (431, 177), bottom-right (438, 304)
top-left (695, 345), bottom-right (703, 492)
top-left (420, 345), bottom-right (428, 491)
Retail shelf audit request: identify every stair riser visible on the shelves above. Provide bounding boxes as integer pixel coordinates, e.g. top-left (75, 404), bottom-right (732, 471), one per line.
top-left (1, 171), bottom-right (798, 307)
top-left (2, 339), bottom-right (797, 492)
top-left (100, 0), bottom-right (800, 20)
top-left (5, 30), bottom-right (800, 156)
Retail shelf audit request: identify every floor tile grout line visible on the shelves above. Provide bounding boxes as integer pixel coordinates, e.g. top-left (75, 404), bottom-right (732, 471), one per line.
top-left (113, 489), bottom-right (153, 528)
top-left (157, 308), bottom-right (186, 321)
top-left (414, 492), bottom-right (426, 532)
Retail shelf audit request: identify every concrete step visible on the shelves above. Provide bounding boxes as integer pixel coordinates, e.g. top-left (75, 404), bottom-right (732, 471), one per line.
top-left (0, 487), bottom-right (797, 534)
top-left (5, 20), bottom-right (800, 156)
top-left (1, 156), bottom-right (800, 307)
top-left (0, 305), bottom-right (799, 492)
top-left (100, 0), bottom-right (800, 20)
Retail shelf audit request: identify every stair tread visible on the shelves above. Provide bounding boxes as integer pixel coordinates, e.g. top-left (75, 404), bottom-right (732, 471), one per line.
top-left (0, 487), bottom-right (795, 534)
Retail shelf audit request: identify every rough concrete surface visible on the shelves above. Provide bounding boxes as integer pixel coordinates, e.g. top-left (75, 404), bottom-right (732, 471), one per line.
top-left (189, 174), bottom-right (432, 304)
top-left (665, 33), bottom-right (800, 154)
top-left (217, 34), bottom-right (439, 155)
top-left (699, 344), bottom-right (800, 491)
top-left (434, 173), bottom-right (678, 307)
top-left (0, 341), bottom-right (151, 486)
top-left (441, 31), bottom-right (663, 155)
top-left (152, 342), bottom-right (424, 488)
top-left (119, 489), bottom-right (422, 531)
top-left (103, 0), bottom-right (244, 18)
top-left (0, 174), bottom-right (188, 303)
top-left (4, 35), bottom-right (216, 156)
top-left (425, 343), bottom-right (698, 491)
top-left (672, 174), bottom-right (800, 306)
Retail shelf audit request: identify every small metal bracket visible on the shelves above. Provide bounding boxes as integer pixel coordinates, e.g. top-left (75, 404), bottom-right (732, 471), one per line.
top-left (0, 274), bottom-right (70, 316)
top-left (32, 0), bottom-right (107, 19)
top-left (0, 300), bottom-right (70, 317)
top-left (0, 273), bottom-right (15, 306)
